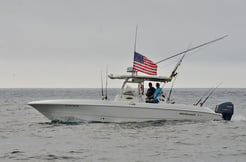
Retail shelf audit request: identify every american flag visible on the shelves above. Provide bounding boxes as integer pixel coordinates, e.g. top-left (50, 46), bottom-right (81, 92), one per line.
top-left (133, 52), bottom-right (157, 75)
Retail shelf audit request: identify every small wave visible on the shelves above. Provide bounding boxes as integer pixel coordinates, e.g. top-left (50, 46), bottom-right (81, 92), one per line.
top-left (68, 150), bottom-right (84, 154)
top-left (116, 120), bottom-right (199, 129)
top-left (11, 150), bottom-right (24, 154)
top-left (37, 120), bottom-right (88, 126)
top-left (51, 120), bottom-right (85, 125)
top-left (28, 154), bottom-right (77, 161)
top-left (24, 106), bottom-right (32, 110)
top-left (175, 141), bottom-right (194, 146)
top-left (0, 150), bottom-right (25, 160)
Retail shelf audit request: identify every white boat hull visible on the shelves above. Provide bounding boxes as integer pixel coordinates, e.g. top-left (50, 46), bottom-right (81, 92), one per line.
top-left (28, 99), bottom-right (222, 123)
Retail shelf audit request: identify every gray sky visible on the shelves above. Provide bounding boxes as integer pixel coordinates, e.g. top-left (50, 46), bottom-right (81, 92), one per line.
top-left (0, 0), bottom-right (245, 88)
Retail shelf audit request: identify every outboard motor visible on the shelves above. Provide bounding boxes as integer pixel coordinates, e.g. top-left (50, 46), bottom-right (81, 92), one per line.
top-left (215, 102), bottom-right (234, 121)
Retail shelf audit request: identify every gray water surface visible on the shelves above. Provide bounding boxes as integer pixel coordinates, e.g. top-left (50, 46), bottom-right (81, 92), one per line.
top-left (0, 88), bottom-right (245, 162)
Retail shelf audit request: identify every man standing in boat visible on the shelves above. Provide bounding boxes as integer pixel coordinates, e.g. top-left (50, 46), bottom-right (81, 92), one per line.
top-left (146, 82), bottom-right (156, 102)
top-left (154, 83), bottom-right (164, 103)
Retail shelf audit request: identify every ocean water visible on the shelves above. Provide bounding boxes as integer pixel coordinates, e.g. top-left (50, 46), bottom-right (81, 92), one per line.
top-left (0, 88), bottom-right (246, 162)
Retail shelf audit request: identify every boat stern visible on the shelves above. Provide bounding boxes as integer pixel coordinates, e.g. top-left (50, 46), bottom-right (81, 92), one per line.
top-left (215, 102), bottom-right (234, 121)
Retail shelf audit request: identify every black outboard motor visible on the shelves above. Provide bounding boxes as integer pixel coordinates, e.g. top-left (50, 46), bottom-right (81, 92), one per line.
top-left (215, 102), bottom-right (234, 121)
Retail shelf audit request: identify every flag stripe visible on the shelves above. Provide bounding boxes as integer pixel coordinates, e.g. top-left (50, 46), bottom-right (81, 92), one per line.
top-left (133, 52), bottom-right (157, 75)
top-left (133, 67), bottom-right (157, 75)
top-left (133, 62), bottom-right (157, 72)
top-left (133, 67), bottom-right (156, 75)
top-left (133, 68), bottom-right (157, 75)
top-left (144, 58), bottom-right (157, 66)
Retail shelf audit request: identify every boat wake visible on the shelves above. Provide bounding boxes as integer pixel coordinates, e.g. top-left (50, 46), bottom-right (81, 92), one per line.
top-left (38, 119), bottom-right (203, 129)
top-left (232, 114), bottom-right (246, 122)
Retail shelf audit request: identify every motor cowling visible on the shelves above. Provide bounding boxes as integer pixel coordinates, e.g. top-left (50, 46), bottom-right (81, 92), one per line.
top-left (215, 102), bottom-right (234, 121)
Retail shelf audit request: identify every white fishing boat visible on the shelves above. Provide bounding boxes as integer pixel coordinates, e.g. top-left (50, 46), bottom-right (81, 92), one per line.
top-left (28, 73), bottom-right (233, 122)
top-left (28, 35), bottom-right (234, 123)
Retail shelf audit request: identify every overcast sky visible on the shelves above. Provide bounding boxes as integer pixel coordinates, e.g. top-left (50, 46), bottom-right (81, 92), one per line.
top-left (0, 0), bottom-right (245, 88)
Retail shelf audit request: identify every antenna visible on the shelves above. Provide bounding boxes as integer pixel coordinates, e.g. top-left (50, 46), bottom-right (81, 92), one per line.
top-left (131, 25), bottom-right (138, 76)
top-left (134, 24), bottom-right (138, 52)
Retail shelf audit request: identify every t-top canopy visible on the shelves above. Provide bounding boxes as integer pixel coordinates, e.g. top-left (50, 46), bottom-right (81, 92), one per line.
top-left (108, 74), bottom-right (171, 83)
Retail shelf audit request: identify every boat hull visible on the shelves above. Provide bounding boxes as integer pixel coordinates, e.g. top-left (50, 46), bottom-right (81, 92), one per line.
top-left (28, 99), bottom-right (222, 123)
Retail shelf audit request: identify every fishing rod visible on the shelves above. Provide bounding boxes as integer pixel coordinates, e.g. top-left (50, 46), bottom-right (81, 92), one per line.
top-left (101, 67), bottom-right (108, 100)
top-left (105, 66), bottom-right (108, 100)
top-left (166, 75), bottom-right (177, 103)
top-left (199, 82), bottom-right (223, 107)
top-left (101, 71), bottom-right (104, 100)
top-left (155, 35), bottom-right (228, 64)
top-left (193, 88), bottom-right (213, 106)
